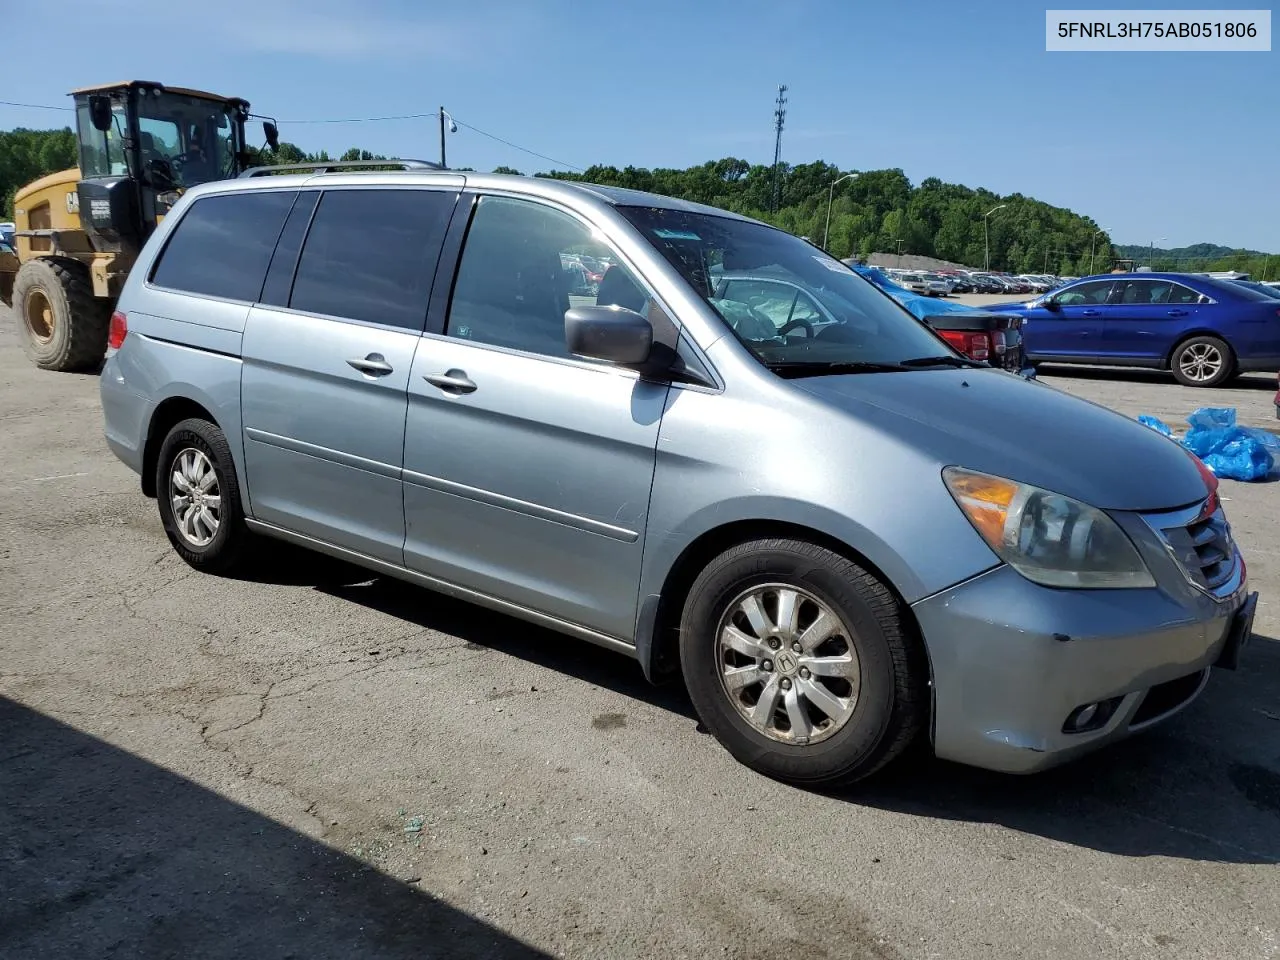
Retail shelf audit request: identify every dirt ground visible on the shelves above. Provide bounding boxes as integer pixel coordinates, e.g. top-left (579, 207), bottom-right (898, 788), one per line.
top-left (1, 306), bottom-right (1277, 960)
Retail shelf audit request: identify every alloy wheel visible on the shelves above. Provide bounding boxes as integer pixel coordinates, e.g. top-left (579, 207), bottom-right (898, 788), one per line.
top-left (716, 583), bottom-right (861, 745)
top-left (169, 448), bottom-right (221, 547)
top-left (1178, 343), bottom-right (1224, 383)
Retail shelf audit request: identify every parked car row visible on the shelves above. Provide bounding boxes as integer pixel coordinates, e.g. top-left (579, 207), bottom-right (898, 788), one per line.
top-left (867, 266), bottom-right (1072, 297)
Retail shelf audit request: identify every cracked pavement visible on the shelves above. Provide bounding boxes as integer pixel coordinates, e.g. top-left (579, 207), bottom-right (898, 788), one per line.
top-left (1, 308), bottom-right (1278, 959)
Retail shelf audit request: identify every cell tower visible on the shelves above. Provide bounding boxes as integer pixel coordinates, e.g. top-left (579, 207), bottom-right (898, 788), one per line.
top-left (771, 84), bottom-right (787, 214)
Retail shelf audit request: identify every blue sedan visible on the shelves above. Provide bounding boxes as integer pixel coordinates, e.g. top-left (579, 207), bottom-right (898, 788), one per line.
top-left (983, 272), bottom-right (1280, 387)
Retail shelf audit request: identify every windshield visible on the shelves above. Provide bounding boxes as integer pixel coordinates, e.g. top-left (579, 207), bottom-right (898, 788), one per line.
top-left (617, 205), bottom-right (957, 371)
top-left (136, 93), bottom-right (243, 188)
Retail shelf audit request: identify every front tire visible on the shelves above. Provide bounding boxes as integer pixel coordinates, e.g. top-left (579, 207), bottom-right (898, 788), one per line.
top-left (155, 418), bottom-right (251, 574)
top-left (679, 539), bottom-right (927, 787)
top-left (1171, 335), bottom-right (1234, 388)
top-left (12, 258), bottom-right (109, 372)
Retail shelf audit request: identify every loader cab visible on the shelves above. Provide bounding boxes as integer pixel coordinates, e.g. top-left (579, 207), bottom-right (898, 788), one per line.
top-left (71, 81), bottom-right (269, 256)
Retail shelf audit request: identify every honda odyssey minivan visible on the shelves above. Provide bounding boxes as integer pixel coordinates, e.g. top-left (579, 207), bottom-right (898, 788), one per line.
top-left (100, 168), bottom-right (1256, 786)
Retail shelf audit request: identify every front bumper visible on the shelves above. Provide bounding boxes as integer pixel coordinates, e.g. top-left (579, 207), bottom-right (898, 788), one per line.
top-left (912, 561), bottom-right (1249, 774)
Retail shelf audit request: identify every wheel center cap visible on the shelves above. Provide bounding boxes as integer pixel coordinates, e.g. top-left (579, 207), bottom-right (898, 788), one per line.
top-left (775, 651), bottom-right (798, 675)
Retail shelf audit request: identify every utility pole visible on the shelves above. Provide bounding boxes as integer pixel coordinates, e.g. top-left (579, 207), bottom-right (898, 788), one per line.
top-left (439, 106), bottom-right (447, 169)
top-left (771, 85), bottom-right (787, 214)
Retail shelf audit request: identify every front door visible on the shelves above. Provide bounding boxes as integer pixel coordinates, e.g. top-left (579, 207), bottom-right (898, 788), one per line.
top-left (402, 194), bottom-right (670, 640)
top-left (1100, 278), bottom-right (1180, 361)
top-left (240, 186), bottom-right (461, 563)
top-left (1025, 278), bottom-right (1113, 358)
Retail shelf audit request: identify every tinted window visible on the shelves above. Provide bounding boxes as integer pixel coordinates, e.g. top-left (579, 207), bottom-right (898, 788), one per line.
top-left (1117, 280), bottom-right (1171, 304)
top-left (1056, 280), bottom-right (1112, 305)
top-left (259, 191), bottom-right (319, 308)
top-left (447, 196), bottom-right (649, 358)
top-left (290, 189), bottom-right (456, 330)
top-left (151, 191), bottom-right (295, 301)
top-left (1169, 283), bottom-right (1204, 305)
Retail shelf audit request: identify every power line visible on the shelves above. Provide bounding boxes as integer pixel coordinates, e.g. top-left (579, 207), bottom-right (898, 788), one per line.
top-left (0, 99), bottom-right (72, 112)
top-left (280, 110), bottom-right (583, 170)
top-left (278, 112), bottom-right (435, 124)
top-left (450, 118), bottom-right (581, 171)
top-left (0, 97), bottom-right (584, 172)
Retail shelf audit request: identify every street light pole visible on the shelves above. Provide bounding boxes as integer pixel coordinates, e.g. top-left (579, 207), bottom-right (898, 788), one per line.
top-left (1088, 227), bottom-right (1108, 275)
top-left (438, 106), bottom-right (457, 168)
top-left (823, 173), bottom-right (858, 251)
top-left (1149, 236), bottom-right (1166, 268)
top-left (894, 238), bottom-right (906, 266)
top-left (983, 204), bottom-right (1006, 272)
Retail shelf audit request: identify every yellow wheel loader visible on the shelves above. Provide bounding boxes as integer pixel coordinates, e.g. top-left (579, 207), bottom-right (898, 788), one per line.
top-left (0, 81), bottom-right (277, 371)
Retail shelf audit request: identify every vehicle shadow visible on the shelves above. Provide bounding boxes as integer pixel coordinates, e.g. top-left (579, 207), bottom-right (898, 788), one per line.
top-left (0, 696), bottom-right (552, 960)
top-left (234, 542), bottom-right (1280, 865)
top-left (1037, 364), bottom-right (1276, 391)
top-left (233, 540), bottom-right (698, 721)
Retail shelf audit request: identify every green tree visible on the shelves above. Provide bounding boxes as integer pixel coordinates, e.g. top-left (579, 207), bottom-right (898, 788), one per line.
top-left (0, 127), bottom-right (78, 217)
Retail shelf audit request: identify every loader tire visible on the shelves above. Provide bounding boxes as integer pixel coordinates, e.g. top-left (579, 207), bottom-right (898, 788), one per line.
top-left (13, 258), bottom-right (110, 372)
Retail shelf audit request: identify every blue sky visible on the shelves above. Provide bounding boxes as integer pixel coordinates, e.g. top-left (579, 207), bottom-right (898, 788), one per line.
top-left (4, 0), bottom-right (1277, 251)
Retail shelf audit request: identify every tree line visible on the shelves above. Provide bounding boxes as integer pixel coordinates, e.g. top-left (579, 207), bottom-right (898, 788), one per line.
top-left (3, 126), bottom-right (1271, 277)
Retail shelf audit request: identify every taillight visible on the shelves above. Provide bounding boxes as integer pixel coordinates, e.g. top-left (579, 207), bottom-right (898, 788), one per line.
top-left (108, 310), bottom-right (127, 350)
top-left (938, 330), bottom-right (990, 361)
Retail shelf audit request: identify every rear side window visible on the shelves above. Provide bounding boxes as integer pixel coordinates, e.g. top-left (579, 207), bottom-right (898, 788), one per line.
top-left (151, 191), bottom-right (296, 301)
top-left (289, 189), bottom-right (456, 330)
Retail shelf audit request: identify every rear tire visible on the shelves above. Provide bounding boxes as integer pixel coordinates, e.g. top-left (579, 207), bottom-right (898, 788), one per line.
top-left (1171, 335), bottom-right (1234, 388)
top-left (12, 258), bottom-right (109, 372)
top-left (156, 418), bottom-right (251, 574)
top-left (679, 538), bottom-right (927, 787)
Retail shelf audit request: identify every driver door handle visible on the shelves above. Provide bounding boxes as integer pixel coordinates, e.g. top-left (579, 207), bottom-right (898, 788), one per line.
top-left (1081, 309), bottom-right (1101, 317)
top-left (347, 354), bottom-right (394, 376)
top-left (423, 370), bottom-right (478, 394)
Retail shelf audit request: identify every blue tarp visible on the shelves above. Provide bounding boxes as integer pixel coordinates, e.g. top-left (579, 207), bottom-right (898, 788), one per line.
top-left (851, 265), bottom-right (980, 321)
top-left (1137, 407), bottom-right (1280, 482)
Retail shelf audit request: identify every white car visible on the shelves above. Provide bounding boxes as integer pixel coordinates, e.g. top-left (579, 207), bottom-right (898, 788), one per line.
top-left (901, 273), bottom-right (949, 297)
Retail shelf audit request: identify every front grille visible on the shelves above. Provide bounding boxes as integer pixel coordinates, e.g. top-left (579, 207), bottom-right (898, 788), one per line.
top-left (1130, 669), bottom-right (1207, 726)
top-left (1185, 513), bottom-right (1234, 590)
top-left (1149, 499), bottom-right (1238, 595)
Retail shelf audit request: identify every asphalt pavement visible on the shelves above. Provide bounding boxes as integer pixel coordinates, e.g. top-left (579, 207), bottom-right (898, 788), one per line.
top-left (1, 305), bottom-right (1277, 960)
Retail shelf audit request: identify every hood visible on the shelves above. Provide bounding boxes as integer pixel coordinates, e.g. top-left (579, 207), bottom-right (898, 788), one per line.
top-left (794, 368), bottom-right (1208, 512)
top-left (982, 300), bottom-right (1035, 313)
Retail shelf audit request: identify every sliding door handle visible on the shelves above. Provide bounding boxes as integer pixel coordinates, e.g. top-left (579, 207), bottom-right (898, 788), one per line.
top-left (347, 353), bottom-right (394, 376)
top-left (423, 369), bottom-right (477, 394)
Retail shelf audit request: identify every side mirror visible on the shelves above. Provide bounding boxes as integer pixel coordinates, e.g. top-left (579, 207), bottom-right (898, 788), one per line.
top-left (565, 305), bottom-right (652, 366)
top-left (1041, 297), bottom-right (1060, 311)
top-left (263, 121), bottom-right (280, 151)
top-left (89, 95), bottom-right (113, 132)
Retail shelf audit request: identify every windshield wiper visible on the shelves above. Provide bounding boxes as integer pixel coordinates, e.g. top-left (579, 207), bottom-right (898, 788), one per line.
top-left (766, 360), bottom-right (908, 378)
top-left (898, 355), bottom-right (987, 369)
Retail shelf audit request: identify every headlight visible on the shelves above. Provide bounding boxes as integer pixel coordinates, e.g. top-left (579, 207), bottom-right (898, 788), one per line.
top-left (943, 466), bottom-right (1155, 589)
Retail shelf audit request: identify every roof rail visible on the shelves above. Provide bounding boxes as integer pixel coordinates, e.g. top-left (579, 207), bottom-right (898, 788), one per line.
top-left (239, 158), bottom-right (444, 178)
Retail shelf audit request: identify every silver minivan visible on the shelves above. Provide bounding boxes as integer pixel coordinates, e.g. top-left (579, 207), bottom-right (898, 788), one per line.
top-left (100, 169), bottom-right (1255, 786)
